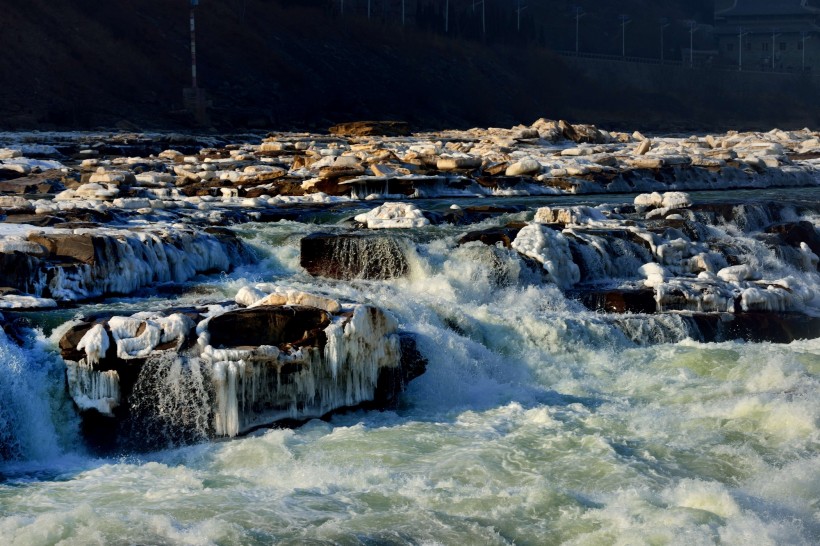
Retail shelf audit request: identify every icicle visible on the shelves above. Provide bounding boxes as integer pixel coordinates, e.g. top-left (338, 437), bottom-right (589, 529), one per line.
top-left (76, 324), bottom-right (110, 367)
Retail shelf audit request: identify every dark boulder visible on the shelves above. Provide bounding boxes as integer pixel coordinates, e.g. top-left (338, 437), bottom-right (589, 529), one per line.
top-left (329, 121), bottom-right (410, 137)
top-left (766, 221), bottom-right (820, 257)
top-left (576, 288), bottom-right (657, 314)
top-left (458, 225), bottom-right (524, 249)
top-left (0, 252), bottom-right (45, 293)
top-left (686, 312), bottom-right (820, 344)
top-left (59, 300), bottom-right (426, 453)
top-left (28, 233), bottom-right (100, 265)
top-left (208, 306), bottom-right (331, 349)
top-left (301, 232), bottom-right (409, 280)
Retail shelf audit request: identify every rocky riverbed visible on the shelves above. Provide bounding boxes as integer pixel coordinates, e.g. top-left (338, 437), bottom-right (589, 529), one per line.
top-left (1, 120), bottom-right (819, 453)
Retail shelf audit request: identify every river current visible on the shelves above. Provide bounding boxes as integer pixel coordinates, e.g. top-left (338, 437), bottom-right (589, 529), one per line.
top-left (1, 192), bottom-right (818, 545)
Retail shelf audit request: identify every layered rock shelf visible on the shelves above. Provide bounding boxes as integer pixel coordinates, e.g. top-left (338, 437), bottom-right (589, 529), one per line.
top-left (1, 121), bottom-right (818, 228)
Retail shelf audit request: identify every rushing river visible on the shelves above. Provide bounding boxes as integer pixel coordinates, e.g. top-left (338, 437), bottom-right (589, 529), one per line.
top-left (1, 193), bottom-right (819, 545)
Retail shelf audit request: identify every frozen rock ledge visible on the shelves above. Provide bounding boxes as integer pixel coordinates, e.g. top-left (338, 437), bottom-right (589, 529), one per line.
top-left (58, 293), bottom-right (426, 452)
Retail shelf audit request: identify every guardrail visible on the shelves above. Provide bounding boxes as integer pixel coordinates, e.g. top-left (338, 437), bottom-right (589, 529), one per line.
top-left (555, 50), bottom-right (815, 76)
top-left (556, 50), bottom-right (684, 66)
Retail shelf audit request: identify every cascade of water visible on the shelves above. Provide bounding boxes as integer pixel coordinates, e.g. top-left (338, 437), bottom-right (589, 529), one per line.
top-left (127, 354), bottom-right (213, 448)
top-left (0, 328), bottom-right (76, 463)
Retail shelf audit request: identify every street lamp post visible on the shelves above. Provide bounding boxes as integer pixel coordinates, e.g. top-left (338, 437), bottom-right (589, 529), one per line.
top-left (574, 7), bottom-right (585, 55)
top-left (771, 29), bottom-right (781, 70)
top-left (445, 0), bottom-right (449, 33)
top-left (620, 15), bottom-right (631, 58)
top-left (686, 20), bottom-right (699, 69)
top-left (660, 18), bottom-right (670, 63)
top-left (803, 32), bottom-right (812, 72)
top-left (516, 1), bottom-right (528, 33)
top-left (473, 0), bottom-right (486, 37)
top-left (190, 0), bottom-right (198, 89)
top-left (738, 27), bottom-right (749, 71)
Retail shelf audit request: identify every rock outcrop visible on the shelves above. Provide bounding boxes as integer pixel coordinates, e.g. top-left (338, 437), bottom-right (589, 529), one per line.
top-left (59, 294), bottom-right (426, 452)
top-left (0, 228), bottom-right (250, 302)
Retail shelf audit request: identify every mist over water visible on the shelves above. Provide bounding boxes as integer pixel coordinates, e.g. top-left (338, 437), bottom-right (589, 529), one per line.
top-left (1, 199), bottom-right (819, 545)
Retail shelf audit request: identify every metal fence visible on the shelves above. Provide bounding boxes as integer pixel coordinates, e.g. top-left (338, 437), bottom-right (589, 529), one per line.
top-left (555, 49), bottom-right (816, 77)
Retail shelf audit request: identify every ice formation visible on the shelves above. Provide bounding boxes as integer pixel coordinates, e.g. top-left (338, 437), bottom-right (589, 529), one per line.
top-left (201, 304), bottom-right (400, 437)
top-left (639, 263), bottom-right (669, 288)
top-left (511, 224), bottom-right (580, 289)
top-left (0, 295), bottom-right (57, 309)
top-left (353, 202), bottom-right (430, 229)
top-left (65, 362), bottom-right (120, 416)
top-left (77, 324), bottom-right (110, 367)
top-left (254, 292), bottom-right (341, 313)
top-left (12, 228), bottom-right (241, 301)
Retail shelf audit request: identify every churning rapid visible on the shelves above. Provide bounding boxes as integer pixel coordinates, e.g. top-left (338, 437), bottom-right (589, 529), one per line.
top-left (1, 189), bottom-right (818, 545)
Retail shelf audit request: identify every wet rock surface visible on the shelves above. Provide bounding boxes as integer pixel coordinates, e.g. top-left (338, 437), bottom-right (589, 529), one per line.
top-left (301, 232), bottom-right (409, 280)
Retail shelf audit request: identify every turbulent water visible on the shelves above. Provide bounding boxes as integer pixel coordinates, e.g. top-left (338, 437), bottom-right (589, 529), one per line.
top-left (1, 193), bottom-right (819, 545)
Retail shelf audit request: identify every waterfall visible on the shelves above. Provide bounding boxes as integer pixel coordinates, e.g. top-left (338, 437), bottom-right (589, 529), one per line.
top-left (127, 354), bottom-right (214, 449)
top-left (0, 327), bottom-right (76, 463)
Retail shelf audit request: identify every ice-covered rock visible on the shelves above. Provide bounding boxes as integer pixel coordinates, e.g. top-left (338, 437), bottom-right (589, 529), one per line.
top-left (505, 159), bottom-right (541, 176)
top-left (661, 192), bottom-right (692, 209)
top-left (511, 224), bottom-right (580, 289)
top-left (717, 265), bottom-right (756, 282)
top-left (639, 263), bottom-right (669, 288)
top-left (58, 301), bottom-right (425, 446)
top-left (534, 206), bottom-right (607, 226)
top-left (353, 202), bottom-right (430, 229)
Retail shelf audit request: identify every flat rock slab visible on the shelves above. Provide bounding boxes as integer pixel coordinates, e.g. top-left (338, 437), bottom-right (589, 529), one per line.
top-left (208, 305), bottom-right (331, 349)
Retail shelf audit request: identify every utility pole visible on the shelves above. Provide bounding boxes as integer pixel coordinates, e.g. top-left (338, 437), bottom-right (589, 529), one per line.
top-left (368, 0), bottom-right (371, 20)
top-left (771, 29), bottom-right (781, 70)
top-left (620, 15), bottom-right (631, 58)
top-left (738, 27), bottom-right (749, 71)
top-left (190, 0), bottom-right (198, 89)
top-left (516, 1), bottom-right (528, 33)
top-left (402, 0), bottom-right (405, 26)
top-left (185, 0), bottom-right (207, 125)
top-left (445, 0), bottom-right (449, 33)
top-left (686, 20), bottom-right (699, 69)
top-left (802, 32), bottom-right (812, 72)
top-left (473, 0), bottom-right (486, 37)
top-left (660, 18), bottom-right (670, 62)
top-left (574, 7), bottom-right (585, 55)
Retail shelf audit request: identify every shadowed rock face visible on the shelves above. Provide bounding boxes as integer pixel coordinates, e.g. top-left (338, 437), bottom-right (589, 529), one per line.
top-left (766, 221), bottom-right (820, 259)
top-left (576, 288), bottom-right (657, 315)
top-left (458, 226), bottom-right (524, 249)
top-left (208, 306), bottom-right (331, 349)
top-left (301, 232), bottom-right (409, 280)
top-left (685, 313), bottom-right (820, 344)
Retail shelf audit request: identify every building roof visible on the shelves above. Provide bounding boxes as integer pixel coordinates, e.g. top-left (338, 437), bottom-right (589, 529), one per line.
top-left (718, 0), bottom-right (820, 17)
